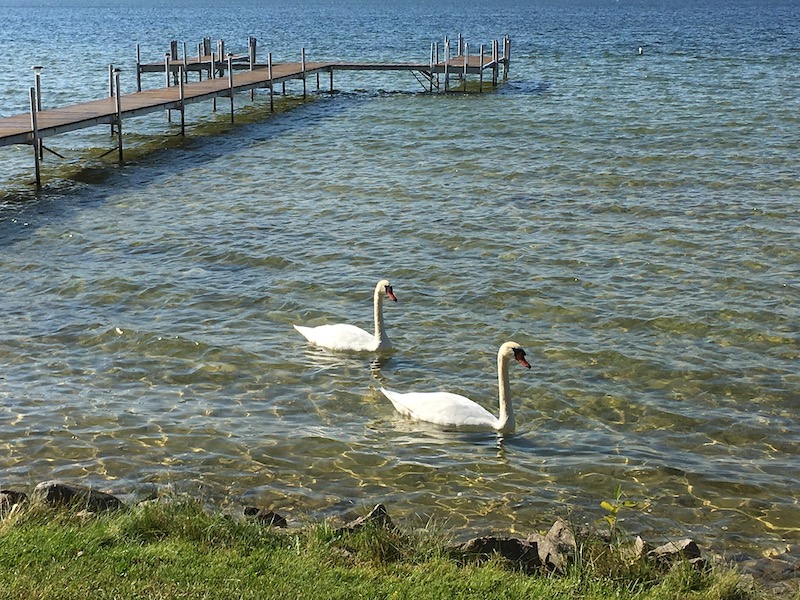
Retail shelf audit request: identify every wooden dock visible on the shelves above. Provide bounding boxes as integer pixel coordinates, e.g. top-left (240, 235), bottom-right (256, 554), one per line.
top-left (0, 35), bottom-right (510, 188)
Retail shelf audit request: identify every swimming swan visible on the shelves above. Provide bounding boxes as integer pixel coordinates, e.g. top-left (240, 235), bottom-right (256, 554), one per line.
top-left (381, 341), bottom-right (530, 434)
top-left (293, 279), bottom-right (397, 352)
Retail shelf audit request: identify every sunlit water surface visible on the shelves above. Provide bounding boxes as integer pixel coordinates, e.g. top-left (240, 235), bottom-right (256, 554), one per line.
top-left (1, 0), bottom-right (798, 577)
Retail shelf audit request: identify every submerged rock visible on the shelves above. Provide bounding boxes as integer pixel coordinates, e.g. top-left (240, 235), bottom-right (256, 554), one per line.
top-left (31, 481), bottom-right (123, 512)
top-left (337, 503), bottom-right (395, 534)
top-left (1, 489), bottom-right (28, 515)
top-left (243, 506), bottom-right (288, 528)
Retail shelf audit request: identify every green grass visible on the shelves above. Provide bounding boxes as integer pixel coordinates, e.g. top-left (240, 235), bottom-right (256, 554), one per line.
top-left (0, 499), bottom-right (778, 600)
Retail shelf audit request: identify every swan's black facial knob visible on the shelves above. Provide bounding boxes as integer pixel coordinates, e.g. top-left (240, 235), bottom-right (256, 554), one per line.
top-left (513, 347), bottom-right (531, 368)
top-left (385, 285), bottom-right (397, 302)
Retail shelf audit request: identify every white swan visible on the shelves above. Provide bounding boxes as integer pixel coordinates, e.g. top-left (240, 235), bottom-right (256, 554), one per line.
top-left (293, 279), bottom-right (397, 352)
top-left (381, 341), bottom-right (530, 434)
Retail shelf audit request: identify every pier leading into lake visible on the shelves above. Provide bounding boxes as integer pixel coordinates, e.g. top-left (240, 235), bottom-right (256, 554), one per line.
top-left (0, 34), bottom-right (511, 188)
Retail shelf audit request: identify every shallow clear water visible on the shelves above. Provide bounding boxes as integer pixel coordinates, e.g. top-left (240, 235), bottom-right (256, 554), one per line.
top-left (1, 0), bottom-right (799, 570)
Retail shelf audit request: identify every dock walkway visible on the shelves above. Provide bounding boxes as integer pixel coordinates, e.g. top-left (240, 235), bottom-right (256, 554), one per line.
top-left (0, 35), bottom-right (510, 187)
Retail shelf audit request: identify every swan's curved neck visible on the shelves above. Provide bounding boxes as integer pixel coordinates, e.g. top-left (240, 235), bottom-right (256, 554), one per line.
top-left (373, 286), bottom-right (388, 344)
top-left (496, 350), bottom-right (515, 433)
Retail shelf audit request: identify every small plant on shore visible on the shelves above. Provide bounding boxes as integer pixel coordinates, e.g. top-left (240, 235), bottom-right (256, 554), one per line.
top-left (600, 484), bottom-right (650, 543)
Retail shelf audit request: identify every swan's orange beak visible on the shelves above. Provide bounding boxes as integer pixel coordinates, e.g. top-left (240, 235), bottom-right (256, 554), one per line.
top-left (513, 348), bottom-right (531, 369)
top-left (385, 285), bottom-right (397, 302)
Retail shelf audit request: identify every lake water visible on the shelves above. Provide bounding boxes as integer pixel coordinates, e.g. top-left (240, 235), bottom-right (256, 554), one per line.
top-left (1, 0), bottom-right (798, 581)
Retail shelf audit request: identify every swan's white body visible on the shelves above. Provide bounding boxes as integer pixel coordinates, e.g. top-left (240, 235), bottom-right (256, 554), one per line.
top-left (381, 341), bottom-right (530, 434)
top-left (293, 279), bottom-right (397, 352)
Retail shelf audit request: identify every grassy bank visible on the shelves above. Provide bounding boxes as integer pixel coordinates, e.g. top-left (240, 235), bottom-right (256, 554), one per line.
top-left (0, 498), bottom-right (776, 600)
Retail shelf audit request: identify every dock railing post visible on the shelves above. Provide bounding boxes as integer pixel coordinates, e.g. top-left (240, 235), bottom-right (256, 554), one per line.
top-left (457, 33), bottom-right (463, 56)
top-left (249, 37), bottom-right (256, 101)
top-left (492, 39), bottom-right (499, 86)
top-left (301, 47), bottom-right (307, 99)
top-left (179, 65), bottom-right (185, 136)
top-left (29, 87), bottom-right (41, 189)
top-left (136, 44), bottom-right (142, 91)
top-left (463, 42), bottom-right (469, 92)
top-left (211, 49), bottom-right (217, 111)
top-left (108, 64), bottom-right (115, 135)
top-left (227, 52), bottom-right (234, 123)
top-left (503, 35), bottom-right (510, 80)
top-left (164, 53), bottom-right (172, 122)
top-left (429, 42), bottom-right (435, 92)
top-left (32, 66), bottom-right (43, 159)
top-left (114, 67), bottom-right (123, 162)
top-left (268, 52), bottom-right (274, 112)
top-left (182, 42), bottom-right (188, 84)
top-left (444, 37), bottom-right (450, 93)
top-left (197, 42), bottom-right (203, 81)
top-left (479, 44), bottom-right (484, 93)
top-left (170, 40), bottom-right (179, 85)
top-left (329, 66), bottom-right (334, 94)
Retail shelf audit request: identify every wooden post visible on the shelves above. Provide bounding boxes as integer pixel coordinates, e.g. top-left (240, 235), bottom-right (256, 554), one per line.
top-left (227, 53), bottom-right (234, 123)
top-left (329, 66), bottom-right (334, 94)
top-left (179, 65), bottom-right (185, 136)
top-left (114, 68), bottom-right (123, 162)
top-left (457, 33), bottom-right (463, 56)
top-left (198, 42), bottom-right (203, 81)
top-left (479, 44), bottom-right (484, 93)
top-left (268, 52), bottom-right (274, 112)
top-left (316, 72), bottom-right (320, 92)
top-left (136, 44), bottom-right (142, 91)
top-left (29, 87), bottom-right (41, 189)
top-left (301, 47), bottom-right (306, 99)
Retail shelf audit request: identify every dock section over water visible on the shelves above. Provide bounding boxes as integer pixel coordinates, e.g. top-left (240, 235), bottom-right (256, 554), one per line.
top-left (0, 35), bottom-right (510, 188)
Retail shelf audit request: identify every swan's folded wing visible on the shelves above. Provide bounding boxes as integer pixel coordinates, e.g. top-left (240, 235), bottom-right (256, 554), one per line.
top-left (294, 323), bottom-right (377, 351)
top-left (381, 387), bottom-right (498, 429)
